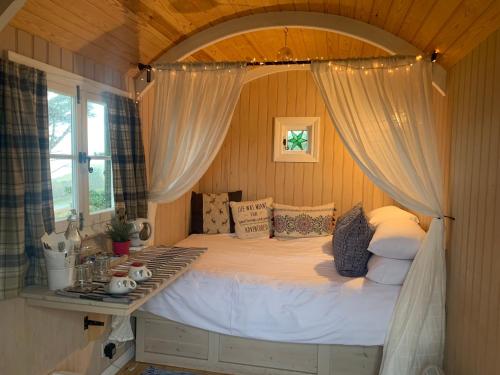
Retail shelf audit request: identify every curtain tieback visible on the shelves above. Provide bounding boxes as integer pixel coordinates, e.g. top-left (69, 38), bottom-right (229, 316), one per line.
top-left (436, 215), bottom-right (455, 221)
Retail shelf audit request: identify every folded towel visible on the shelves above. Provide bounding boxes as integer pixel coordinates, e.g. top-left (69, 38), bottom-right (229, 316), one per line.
top-left (109, 315), bottom-right (134, 342)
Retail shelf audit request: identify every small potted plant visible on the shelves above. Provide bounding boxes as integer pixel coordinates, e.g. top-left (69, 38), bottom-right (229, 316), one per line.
top-left (105, 212), bottom-right (133, 256)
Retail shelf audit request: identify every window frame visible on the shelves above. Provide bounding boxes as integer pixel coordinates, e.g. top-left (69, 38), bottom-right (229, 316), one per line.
top-left (6, 51), bottom-right (132, 233)
top-left (273, 117), bottom-right (320, 163)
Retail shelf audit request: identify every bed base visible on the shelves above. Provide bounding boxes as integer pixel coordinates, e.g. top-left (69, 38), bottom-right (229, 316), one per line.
top-left (134, 311), bottom-right (382, 375)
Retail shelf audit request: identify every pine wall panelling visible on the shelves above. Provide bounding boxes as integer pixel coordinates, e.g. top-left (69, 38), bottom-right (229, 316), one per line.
top-left (444, 28), bottom-right (500, 375)
top-left (0, 24), bottom-right (131, 91)
top-left (197, 70), bottom-right (450, 224)
top-left (0, 25), bottom-right (133, 375)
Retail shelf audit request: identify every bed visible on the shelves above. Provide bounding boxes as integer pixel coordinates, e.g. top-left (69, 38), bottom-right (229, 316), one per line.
top-left (135, 234), bottom-right (401, 375)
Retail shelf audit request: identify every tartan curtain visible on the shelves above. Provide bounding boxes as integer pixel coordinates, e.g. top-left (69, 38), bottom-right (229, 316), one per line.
top-left (104, 92), bottom-right (148, 220)
top-left (0, 59), bottom-right (55, 299)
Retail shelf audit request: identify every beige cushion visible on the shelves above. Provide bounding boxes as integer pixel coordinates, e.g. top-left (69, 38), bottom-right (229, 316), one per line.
top-left (230, 198), bottom-right (273, 239)
top-left (273, 203), bottom-right (335, 239)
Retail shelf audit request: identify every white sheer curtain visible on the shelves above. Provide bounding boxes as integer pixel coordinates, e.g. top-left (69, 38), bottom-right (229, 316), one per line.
top-left (149, 63), bottom-right (246, 204)
top-left (312, 58), bottom-right (445, 375)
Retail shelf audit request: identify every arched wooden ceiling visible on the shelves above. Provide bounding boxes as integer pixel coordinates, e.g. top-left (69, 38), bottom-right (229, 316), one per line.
top-left (8, 0), bottom-right (500, 74)
top-left (188, 28), bottom-right (389, 62)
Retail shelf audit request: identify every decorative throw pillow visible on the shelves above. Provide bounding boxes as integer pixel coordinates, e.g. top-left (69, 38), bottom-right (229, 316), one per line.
top-left (367, 219), bottom-right (425, 260)
top-left (229, 198), bottom-right (273, 239)
top-left (190, 191), bottom-right (242, 234)
top-left (367, 205), bottom-right (419, 227)
top-left (366, 255), bottom-right (412, 285)
top-left (332, 203), bottom-right (375, 277)
top-left (273, 203), bottom-right (335, 239)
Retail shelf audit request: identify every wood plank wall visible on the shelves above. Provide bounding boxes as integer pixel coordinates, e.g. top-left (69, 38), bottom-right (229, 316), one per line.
top-left (0, 25), bottom-right (133, 375)
top-left (140, 70), bottom-right (450, 244)
top-left (444, 28), bottom-right (500, 375)
top-left (0, 25), bottom-right (131, 91)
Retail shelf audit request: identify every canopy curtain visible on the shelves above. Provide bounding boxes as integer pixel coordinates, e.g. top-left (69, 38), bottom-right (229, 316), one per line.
top-left (311, 57), bottom-right (445, 375)
top-left (148, 63), bottom-right (246, 226)
top-left (0, 59), bottom-right (55, 299)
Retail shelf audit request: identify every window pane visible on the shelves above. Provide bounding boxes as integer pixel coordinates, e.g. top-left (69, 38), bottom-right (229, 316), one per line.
top-left (89, 159), bottom-right (113, 213)
top-left (87, 101), bottom-right (110, 157)
top-left (48, 91), bottom-right (73, 155)
top-left (287, 130), bottom-right (309, 151)
top-left (50, 158), bottom-right (74, 221)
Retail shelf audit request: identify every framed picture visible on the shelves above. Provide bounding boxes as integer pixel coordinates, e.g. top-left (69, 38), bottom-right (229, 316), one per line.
top-left (273, 117), bottom-right (320, 162)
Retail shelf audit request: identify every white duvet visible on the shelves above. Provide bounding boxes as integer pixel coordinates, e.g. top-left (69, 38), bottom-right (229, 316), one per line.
top-left (141, 234), bottom-right (400, 345)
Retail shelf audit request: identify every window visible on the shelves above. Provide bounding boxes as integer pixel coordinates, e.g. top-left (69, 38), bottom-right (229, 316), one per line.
top-left (48, 86), bottom-right (114, 231)
top-left (87, 100), bottom-right (113, 214)
top-left (274, 117), bottom-right (320, 162)
top-left (6, 51), bottom-right (130, 232)
top-left (48, 90), bottom-right (76, 221)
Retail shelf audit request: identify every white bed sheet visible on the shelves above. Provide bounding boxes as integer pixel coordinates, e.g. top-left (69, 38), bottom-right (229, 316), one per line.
top-left (141, 234), bottom-right (400, 345)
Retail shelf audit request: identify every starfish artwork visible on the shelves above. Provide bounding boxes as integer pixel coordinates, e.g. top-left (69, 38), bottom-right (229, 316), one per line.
top-left (287, 130), bottom-right (309, 151)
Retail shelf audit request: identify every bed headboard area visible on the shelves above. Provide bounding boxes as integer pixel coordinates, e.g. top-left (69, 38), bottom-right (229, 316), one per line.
top-left (139, 70), bottom-right (450, 245)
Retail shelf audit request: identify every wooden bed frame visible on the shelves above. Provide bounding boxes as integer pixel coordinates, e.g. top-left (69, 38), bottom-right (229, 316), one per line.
top-left (134, 311), bottom-right (382, 375)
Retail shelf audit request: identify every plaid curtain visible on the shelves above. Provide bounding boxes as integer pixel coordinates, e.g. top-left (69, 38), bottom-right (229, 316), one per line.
top-left (104, 92), bottom-right (148, 220)
top-left (0, 59), bottom-right (55, 299)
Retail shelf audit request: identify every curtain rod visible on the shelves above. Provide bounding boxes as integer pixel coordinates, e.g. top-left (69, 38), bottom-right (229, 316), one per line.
top-left (137, 51), bottom-right (439, 81)
top-left (138, 52), bottom-right (438, 70)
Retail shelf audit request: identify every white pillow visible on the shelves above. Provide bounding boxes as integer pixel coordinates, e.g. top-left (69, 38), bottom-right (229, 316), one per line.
top-left (368, 219), bottom-right (425, 259)
top-left (229, 198), bottom-right (273, 239)
top-left (367, 205), bottom-right (419, 227)
top-left (366, 255), bottom-right (412, 285)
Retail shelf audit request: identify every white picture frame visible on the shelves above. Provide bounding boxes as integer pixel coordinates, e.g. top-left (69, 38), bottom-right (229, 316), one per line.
top-left (273, 117), bottom-right (320, 162)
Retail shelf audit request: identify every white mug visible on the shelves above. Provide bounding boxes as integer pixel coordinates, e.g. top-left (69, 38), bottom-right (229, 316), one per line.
top-left (128, 262), bottom-right (152, 282)
top-left (107, 272), bottom-right (137, 294)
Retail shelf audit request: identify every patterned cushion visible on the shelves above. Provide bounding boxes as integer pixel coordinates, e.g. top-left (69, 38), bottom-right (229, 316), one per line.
top-left (230, 198), bottom-right (273, 239)
top-left (332, 203), bottom-right (375, 277)
top-left (273, 203), bottom-right (335, 238)
top-left (190, 191), bottom-right (242, 234)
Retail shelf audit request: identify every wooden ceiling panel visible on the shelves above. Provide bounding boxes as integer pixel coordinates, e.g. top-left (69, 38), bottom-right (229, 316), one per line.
top-left (204, 29), bottom-right (389, 62)
top-left (7, 0), bottom-right (500, 74)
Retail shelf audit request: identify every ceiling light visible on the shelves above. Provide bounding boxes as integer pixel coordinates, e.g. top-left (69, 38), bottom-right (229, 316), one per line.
top-left (277, 27), bottom-right (293, 61)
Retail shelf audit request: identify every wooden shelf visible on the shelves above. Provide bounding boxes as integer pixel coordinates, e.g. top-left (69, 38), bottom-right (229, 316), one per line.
top-left (22, 246), bottom-right (206, 316)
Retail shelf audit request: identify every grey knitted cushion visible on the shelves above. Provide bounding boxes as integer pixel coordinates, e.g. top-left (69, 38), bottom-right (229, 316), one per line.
top-left (333, 203), bottom-right (375, 277)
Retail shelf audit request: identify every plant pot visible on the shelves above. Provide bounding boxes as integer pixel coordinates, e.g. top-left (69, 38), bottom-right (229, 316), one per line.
top-left (112, 241), bottom-right (131, 256)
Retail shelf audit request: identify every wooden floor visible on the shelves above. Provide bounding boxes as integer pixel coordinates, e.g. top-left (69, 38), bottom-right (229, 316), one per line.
top-left (117, 360), bottom-right (228, 375)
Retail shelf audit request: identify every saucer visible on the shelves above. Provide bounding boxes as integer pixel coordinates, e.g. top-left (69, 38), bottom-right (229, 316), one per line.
top-left (104, 284), bottom-right (131, 295)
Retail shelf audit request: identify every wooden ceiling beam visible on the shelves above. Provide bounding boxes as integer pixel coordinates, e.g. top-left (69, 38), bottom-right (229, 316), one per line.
top-left (0, 0), bottom-right (25, 32)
